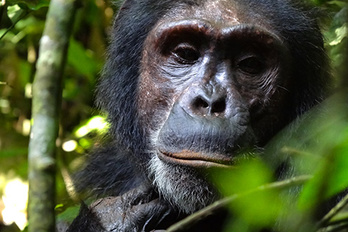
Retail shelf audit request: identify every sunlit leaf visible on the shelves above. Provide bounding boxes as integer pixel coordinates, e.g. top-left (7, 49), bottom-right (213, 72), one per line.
top-left (329, 24), bottom-right (348, 46)
top-left (212, 159), bottom-right (283, 227)
top-left (212, 159), bottom-right (272, 195)
top-left (7, 5), bottom-right (23, 22)
top-left (7, 0), bottom-right (49, 10)
top-left (74, 115), bottom-right (108, 138)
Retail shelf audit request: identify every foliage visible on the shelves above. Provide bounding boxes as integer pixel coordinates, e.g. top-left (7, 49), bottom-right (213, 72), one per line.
top-left (0, 0), bottom-right (113, 230)
top-left (210, 93), bottom-right (348, 232)
top-left (206, 1), bottom-right (348, 231)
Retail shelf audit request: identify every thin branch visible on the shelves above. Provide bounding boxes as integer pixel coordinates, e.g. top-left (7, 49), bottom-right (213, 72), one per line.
top-left (167, 175), bottom-right (312, 232)
top-left (317, 221), bottom-right (348, 232)
top-left (317, 193), bottom-right (348, 228)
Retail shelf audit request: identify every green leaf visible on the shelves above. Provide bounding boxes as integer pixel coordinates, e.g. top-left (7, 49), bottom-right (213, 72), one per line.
top-left (7, 0), bottom-right (49, 10)
top-left (299, 123), bottom-right (348, 209)
top-left (7, 4), bottom-right (25, 23)
top-left (212, 159), bottom-right (273, 195)
top-left (67, 39), bottom-right (100, 80)
top-left (0, 147), bottom-right (28, 158)
top-left (212, 159), bottom-right (282, 227)
top-left (56, 205), bottom-right (80, 222)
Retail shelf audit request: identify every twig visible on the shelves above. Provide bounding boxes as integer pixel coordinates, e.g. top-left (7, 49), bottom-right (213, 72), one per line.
top-left (317, 221), bottom-right (348, 232)
top-left (167, 175), bottom-right (312, 232)
top-left (317, 193), bottom-right (348, 229)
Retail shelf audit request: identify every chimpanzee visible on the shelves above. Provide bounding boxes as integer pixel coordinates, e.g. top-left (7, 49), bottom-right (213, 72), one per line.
top-left (67, 0), bottom-right (330, 231)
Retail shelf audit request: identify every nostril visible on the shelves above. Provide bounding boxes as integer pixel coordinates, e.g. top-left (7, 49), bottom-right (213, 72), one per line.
top-left (185, 86), bottom-right (228, 117)
top-left (191, 96), bottom-right (226, 116)
top-left (193, 97), bottom-right (209, 109)
top-left (211, 98), bottom-right (226, 113)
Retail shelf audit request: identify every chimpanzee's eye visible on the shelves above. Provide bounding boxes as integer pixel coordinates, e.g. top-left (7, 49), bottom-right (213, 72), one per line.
top-left (237, 56), bottom-right (265, 75)
top-left (172, 44), bottom-right (200, 64)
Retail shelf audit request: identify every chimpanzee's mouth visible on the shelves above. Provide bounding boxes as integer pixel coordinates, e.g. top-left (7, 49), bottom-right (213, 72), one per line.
top-left (157, 150), bottom-right (234, 168)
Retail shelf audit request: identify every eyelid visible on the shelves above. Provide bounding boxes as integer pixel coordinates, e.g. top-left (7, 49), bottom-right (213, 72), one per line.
top-left (154, 21), bottom-right (211, 57)
top-left (172, 43), bottom-right (196, 51)
top-left (236, 54), bottom-right (261, 62)
top-left (236, 56), bottom-right (266, 75)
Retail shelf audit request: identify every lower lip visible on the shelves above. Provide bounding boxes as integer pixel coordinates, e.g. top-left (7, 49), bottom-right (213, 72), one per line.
top-left (157, 150), bottom-right (233, 168)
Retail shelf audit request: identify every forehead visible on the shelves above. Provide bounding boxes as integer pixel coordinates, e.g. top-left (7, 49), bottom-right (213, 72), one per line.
top-left (159, 0), bottom-right (270, 29)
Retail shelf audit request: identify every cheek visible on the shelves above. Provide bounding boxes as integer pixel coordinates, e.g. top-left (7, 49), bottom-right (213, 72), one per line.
top-left (137, 56), bottom-right (175, 132)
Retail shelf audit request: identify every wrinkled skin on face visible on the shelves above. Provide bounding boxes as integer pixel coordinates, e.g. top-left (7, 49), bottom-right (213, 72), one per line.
top-left (138, 0), bottom-right (292, 213)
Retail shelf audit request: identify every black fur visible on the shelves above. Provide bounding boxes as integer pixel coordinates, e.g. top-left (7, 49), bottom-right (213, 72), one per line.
top-left (68, 0), bottom-right (330, 231)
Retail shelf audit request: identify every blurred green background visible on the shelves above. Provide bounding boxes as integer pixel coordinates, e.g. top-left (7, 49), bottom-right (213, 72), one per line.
top-left (0, 0), bottom-right (113, 230)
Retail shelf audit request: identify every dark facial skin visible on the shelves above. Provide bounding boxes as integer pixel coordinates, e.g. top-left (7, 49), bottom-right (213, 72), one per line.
top-left (138, 1), bottom-right (291, 168)
top-left (67, 1), bottom-right (330, 231)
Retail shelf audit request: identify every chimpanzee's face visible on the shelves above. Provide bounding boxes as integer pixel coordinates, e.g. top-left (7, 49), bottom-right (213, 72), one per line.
top-left (137, 0), bottom-right (291, 213)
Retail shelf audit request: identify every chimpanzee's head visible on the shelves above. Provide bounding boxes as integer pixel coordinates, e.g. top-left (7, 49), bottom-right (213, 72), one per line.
top-left (97, 0), bottom-right (329, 213)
